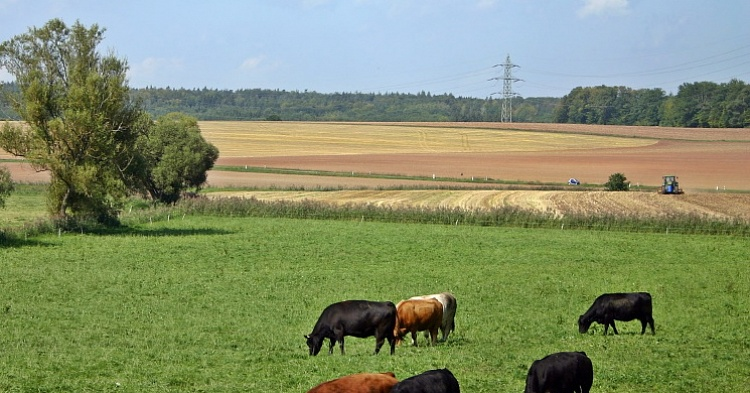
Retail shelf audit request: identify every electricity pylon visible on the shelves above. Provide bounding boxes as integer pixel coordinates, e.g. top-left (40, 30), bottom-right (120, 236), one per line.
top-left (489, 54), bottom-right (522, 122)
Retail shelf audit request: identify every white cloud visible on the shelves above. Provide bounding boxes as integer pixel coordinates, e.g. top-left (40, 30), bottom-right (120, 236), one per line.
top-left (241, 55), bottom-right (267, 71)
top-left (578, 0), bottom-right (630, 18)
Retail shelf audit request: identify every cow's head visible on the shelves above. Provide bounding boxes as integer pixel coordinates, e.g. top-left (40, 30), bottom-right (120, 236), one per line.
top-left (577, 315), bottom-right (592, 333)
top-left (304, 334), bottom-right (323, 356)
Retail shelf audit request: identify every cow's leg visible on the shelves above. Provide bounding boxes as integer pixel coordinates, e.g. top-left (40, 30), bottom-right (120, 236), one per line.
top-left (581, 379), bottom-right (592, 393)
top-left (373, 335), bottom-right (385, 355)
top-left (332, 326), bottom-right (346, 355)
top-left (640, 319), bottom-right (648, 334)
top-left (610, 320), bottom-right (619, 335)
top-left (445, 318), bottom-right (454, 341)
top-left (429, 327), bottom-right (439, 346)
top-left (411, 331), bottom-right (418, 347)
top-left (603, 322), bottom-right (609, 335)
top-left (387, 336), bottom-right (395, 355)
top-left (328, 338), bottom-right (336, 355)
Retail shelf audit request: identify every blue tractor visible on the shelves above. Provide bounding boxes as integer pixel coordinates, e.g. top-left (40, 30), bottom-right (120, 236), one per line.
top-left (659, 175), bottom-right (683, 194)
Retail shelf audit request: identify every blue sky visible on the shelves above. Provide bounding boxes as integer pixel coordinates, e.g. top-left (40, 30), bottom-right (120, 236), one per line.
top-left (1, 0), bottom-right (749, 98)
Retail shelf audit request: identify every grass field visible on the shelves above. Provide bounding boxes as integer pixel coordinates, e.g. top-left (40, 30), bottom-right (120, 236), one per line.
top-left (1, 215), bottom-right (748, 392)
top-left (0, 184), bottom-right (47, 227)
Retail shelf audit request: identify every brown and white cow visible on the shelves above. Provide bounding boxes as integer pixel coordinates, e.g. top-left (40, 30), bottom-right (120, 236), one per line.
top-left (394, 298), bottom-right (443, 346)
top-left (307, 372), bottom-right (398, 393)
top-left (408, 292), bottom-right (457, 342)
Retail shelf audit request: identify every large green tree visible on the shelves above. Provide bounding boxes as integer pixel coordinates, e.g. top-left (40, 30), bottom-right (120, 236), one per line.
top-left (135, 113), bottom-right (219, 204)
top-left (0, 19), bottom-right (148, 223)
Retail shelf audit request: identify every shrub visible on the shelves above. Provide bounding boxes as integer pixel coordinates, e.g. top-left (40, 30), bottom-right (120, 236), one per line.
top-left (605, 172), bottom-right (630, 191)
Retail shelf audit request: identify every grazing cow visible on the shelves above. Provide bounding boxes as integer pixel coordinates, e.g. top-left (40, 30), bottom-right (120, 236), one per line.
top-left (390, 368), bottom-right (460, 393)
top-left (394, 298), bottom-right (443, 346)
top-left (305, 300), bottom-right (397, 356)
top-left (408, 292), bottom-right (457, 342)
top-left (578, 292), bottom-right (655, 335)
top-left (307, 372), bottom-right (398, 393)
top-left (524, 352), bottom-right (593, 393)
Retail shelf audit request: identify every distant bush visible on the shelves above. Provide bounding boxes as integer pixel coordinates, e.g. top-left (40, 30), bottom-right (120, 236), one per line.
top-left (605, 172), bottom-right (630, 191)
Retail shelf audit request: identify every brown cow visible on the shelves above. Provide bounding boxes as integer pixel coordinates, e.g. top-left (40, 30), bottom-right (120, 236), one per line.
top-left (394, 298), bottom-right (443, 346)
top-left (306, 372), bottom-right (398, 393)
top-left (408, 292), bottom-right (457, 342)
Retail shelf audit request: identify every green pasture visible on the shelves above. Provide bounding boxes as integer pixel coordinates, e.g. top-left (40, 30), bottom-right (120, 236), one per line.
top-left (0, 184), bottom-right (47, 228)
top-left (0, 214), bottom-right (748, 392)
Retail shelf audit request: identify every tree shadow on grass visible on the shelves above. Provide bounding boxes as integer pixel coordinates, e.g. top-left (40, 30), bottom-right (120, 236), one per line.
top-left (84, 225), bottom-right (235, 237)
top-left (0, 235), bottom-right (51, 248)
top-left (0, 226), bottom-right (235, 247)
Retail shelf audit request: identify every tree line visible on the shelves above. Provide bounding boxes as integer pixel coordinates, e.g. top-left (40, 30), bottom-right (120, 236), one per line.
top-left (128, 87), bottom-right (560, 123)
top-left (1, 83), bottom-right (559, 123)
top-left (124, 80), bottom-right (750, 127)
top-left (553, 81), bottom-right (750, 127)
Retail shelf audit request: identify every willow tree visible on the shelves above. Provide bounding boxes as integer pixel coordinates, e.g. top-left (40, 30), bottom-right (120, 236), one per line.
top-left (0, 19), bottom-right (148, 223)
top-left (136, 112), bottom-right (219, 204)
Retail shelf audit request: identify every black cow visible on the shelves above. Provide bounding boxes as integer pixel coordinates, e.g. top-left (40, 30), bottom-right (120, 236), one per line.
top-left (304, 300), bottom-right (397, 355)
top-left (578, 292), bottom-right (655, 335)
top-left (390, 369), bottom-right (460, 393)
top-left (524, 352), bottom-right (593, 393)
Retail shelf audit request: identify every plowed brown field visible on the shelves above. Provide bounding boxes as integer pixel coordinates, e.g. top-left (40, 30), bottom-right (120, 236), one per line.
top-left (3, 121), bottom-right (749, 221)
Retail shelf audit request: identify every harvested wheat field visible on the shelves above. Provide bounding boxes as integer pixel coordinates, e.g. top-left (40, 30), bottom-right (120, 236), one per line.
top-left (210, 189), bottom-right (750, 222)
top-left (3, 121), bottom-right (749, 220)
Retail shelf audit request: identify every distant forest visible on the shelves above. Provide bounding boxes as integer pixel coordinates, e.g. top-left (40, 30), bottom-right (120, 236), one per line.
top-left (2, 79), bottom-right (748, 127)
top-left (130, 88), bottom-right (560, 123)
